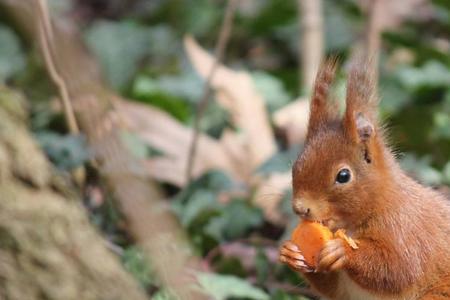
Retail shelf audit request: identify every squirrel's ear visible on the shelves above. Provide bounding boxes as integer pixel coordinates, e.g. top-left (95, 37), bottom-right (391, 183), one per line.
top-left (343, 60), bottom-right (378, 161)
top-left (306, 59), bottom-right (339, 141)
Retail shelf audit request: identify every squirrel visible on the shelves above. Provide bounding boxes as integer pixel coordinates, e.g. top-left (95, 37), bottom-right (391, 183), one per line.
top-left (279, 58), bottom-right (450, 300)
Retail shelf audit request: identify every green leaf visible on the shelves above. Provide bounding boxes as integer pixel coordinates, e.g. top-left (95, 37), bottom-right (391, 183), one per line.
top-left (396, 61), bottom-right (450, 90)
top-left (432, 112), bottom-right (450, 139)
top-left (258, 145), bottom-right (302, 174)
top-left (271, 289), bottom-right (308, 300)
top-left (251, 71), bottom-right (291, 111)
top-left (133, 75), bottom-right (161, 96)
top-left (48, 0), bottom-right (72, 15)
top-left (86, 22), bottom-right (178, 90)
top-left (255, 248), bottom-right (270, 284)
top-left (122, 246), bottom-right (154, 288)
top-left (197, 272), bottom-right (269, 300)
top-left (85, 21), bottom-right (154, 89)
top-left (153, 68), bottom-right (203, 103)
top-left (205, 170), bottom-right (236, 192)
top-left (443, 89), bottom-right (450, 111)
top-left (0, 25), bottom-right (25, 82)
top-left (184, 1), bottom-right (222, 37)
top-left (131, 75), bottom-right (192, 122)
top-left (324, 1), bottom-right (356, 52)
top-left (152, 289), bottom-right (178, 300)
top-left (120, 131), bottom-right (150, 159)
top-left (442, 162), bottom-right (450, 185)
top-left (36, 132), bottom-right (89, 170)
top-left (379, 75), bottom-right (410, 115)
top-left (205, 200), bottom-right (263, 241)
top-left (400, 154), bottom-right (442, 185)
top-left (146, 25), bottom-right (178, 58)
top-left (180, 189), bottom-right (219, 227)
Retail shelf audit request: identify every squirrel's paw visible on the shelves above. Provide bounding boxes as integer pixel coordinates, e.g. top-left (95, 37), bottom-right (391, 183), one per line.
top-left (317, 239), bottom-right (347, 273)
top-left (279, 240), bottom-right (314, 273)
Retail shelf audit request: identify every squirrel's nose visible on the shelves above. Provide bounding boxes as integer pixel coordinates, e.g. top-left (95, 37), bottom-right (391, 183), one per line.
top-left (297, 207), bottom-right (311, 217)
top-left (293, 201), bottom-right (311, 217)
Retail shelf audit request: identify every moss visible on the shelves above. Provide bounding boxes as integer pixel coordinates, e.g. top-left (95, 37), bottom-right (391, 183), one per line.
top-left (0, 87), bottom-right (147, 300)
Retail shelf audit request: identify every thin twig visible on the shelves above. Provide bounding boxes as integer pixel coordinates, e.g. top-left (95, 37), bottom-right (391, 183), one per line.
top-left (36, 0), bottom-right (79, 134)
top-left (298, 0), bottom-right (324, 93)
top-left (185, 0), bottom-right (238, 182)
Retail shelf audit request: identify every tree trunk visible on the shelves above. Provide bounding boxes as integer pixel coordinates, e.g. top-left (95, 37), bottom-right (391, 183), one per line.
top-left (0, 87), bottom-right (147, 300)
top-left (0, 1), bottom-right (209, 299)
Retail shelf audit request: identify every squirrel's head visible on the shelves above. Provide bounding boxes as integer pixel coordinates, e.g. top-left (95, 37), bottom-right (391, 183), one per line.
top-left (292, 59), bottom-right (389, 231)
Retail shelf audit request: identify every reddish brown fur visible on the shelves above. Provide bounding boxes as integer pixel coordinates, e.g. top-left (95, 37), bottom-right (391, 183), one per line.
top-left (280, 59), bottom-right (450, 299)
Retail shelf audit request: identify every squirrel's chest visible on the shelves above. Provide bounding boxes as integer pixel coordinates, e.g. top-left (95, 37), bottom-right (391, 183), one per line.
top-left (333, 272), bottom-right (411, 300)
top-left (335, 272), bottom-right (382, 300)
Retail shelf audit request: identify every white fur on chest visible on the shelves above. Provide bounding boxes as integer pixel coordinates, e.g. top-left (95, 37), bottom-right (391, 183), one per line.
top-left (335, 272), bottom-right (383, 300)
top-left (327, 272), bottom-right (411, 300)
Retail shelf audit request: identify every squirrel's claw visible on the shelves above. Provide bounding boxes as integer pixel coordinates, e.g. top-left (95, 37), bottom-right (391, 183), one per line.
top-left (317, 239), bottom-right (347, 273)
top-left (279, 240), bottom-right (314, 273)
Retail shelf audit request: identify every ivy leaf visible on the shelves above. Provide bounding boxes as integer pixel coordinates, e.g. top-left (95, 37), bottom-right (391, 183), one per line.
top-left (131, 75), bottom-right (191, 122)
top-left (86, 22), bottom-right (179, 90)
top-left (442, 162), bottom-right (450, 185)
top-left (400, 154), bottom-right (442, 185)
top-left (48, 0), bottom-right (72, 15)
top-left (0, 25), bottom-right (25, 82)
top-left (85, 21), bottom-right (151, 89)
top-left (36, 132), bottom-right (89, 171)
top-left (396, 61), bottom-right (450, 90)
top-left (432, 112), bottom-right (450, 140)
top-left (197, 272), bottom-right (269, 300)
top-left (180, 189), bottom-right (219, 227)
top-left (257, 145), bottom-right (302, 174)
top-left (120, 131), bottom-right (150, 159)
top-left (122, 247), bottom-right (154, 288)
top-left (205, 200), bottom-right (263, 241)
top-left (251, 71), bottom-right (290, 112)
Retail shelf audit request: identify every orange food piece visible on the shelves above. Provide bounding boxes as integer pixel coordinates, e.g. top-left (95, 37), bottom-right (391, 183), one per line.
top-left (335, 229), bottom-right (359, 249)
top-left (291, 220), bottom-right (333, 267)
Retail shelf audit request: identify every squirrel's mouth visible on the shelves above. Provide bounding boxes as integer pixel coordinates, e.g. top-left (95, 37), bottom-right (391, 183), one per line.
top-left (300, 216), bottom-right (343, 232)
top-left (320, 218), bottom-right (341, 232)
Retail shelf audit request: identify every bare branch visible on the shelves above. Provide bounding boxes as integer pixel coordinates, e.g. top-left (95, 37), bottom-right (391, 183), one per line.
top-left (185, 0), bottom-right (238, 182)
top-left (185, 36), bottom-right (276, 174)
top-left (36, 0), bottom-right (79, 134)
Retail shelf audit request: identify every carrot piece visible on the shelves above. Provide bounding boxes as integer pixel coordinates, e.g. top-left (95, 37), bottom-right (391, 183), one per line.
top-left (291, 220), bottom-right (333, 268)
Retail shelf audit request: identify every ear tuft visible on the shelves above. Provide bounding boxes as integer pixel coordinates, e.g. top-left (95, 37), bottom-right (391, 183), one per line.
top-left (356, 113), bottom-right (374, 142)
top-left (343, 58), bottom-right (379, 143)
top-left (306, 58), bottom-right (339, 141)
top-left (343, 57), bottom-right (381, 164)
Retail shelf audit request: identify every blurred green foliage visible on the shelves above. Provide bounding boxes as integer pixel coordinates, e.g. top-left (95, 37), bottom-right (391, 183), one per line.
top-left (0, 25), bottom-right (25, 82)
top-left (1, 0), bottom-right (450, 299)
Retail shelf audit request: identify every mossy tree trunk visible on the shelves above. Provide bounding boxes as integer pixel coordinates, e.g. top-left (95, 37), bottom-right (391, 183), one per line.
top-left (0, 87), bottom-right (148, 300)
top-left (0, 1), bottom-right (210, 299)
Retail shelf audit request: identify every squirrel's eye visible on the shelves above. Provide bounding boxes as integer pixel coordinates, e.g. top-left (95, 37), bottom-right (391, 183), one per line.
top-left (336, 168), bottom-right (351, 184)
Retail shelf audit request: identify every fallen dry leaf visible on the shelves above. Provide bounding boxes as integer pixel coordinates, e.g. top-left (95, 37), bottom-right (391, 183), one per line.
top-left (120, 99), bottom-right (291, 224)
top-left (184, 35), bottom-right (276, 170)
top-left (113, 36), bottom-right (301, 224)
top-left (273, 97), bottom-right (309, 146)
top-left (119, 100), bottom-right (246, 186)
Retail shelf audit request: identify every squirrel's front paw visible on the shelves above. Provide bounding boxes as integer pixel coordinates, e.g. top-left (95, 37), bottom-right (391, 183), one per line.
top-left (317, 239), bottom-right (347, 273)
top-left (279, 240), bottom-right (314, 273)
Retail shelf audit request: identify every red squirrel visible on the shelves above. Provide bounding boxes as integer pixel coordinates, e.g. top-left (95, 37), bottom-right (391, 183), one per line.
top-left (279, 59), bottom-right (450, 300)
